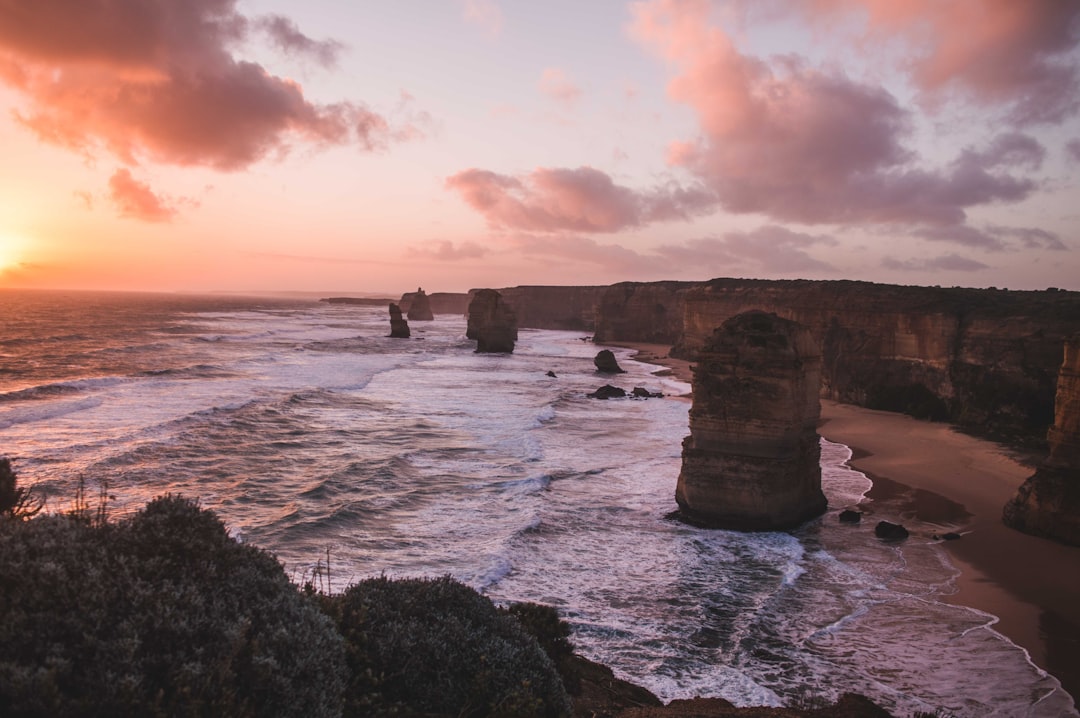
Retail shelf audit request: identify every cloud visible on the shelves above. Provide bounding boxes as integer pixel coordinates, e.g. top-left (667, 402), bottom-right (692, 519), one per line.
top-left (655, 225), bottom-right (837, 273)
top-left (511, 234), bottom-right (660, 274)
top-left (539, 68), bottom-right (582, 107)
top-left (0, 0), bottom-right (414, 170)
top-left (256, 15), bottom-right (344, 67)
top-left (73, 190), bottom-right (93, 211)
top-left (911, 223), bottom-right (1066, 251)
top-left (629, 0), bottom-right (1048, 230)
top-left (445, 166), bottom-right (716, 233)
top-left (1067, 139), bottom-right (1080, 163)
top-left (823, 0), bottom-right (1080, 127)
top-left (407, 240), bottom-right (489, 261)
top-left (108, 169), bottom-right (181, 222)
top-left (882, 254), bottom-right (990, 272)
top-left (461, 0), bottom-right (504, 38)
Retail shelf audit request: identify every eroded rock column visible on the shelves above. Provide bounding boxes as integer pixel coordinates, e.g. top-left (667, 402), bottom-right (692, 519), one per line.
top-left (676, 311), bottom-right (827, 530)
top-left (466, 289), bottom-right (518, 353)
top-left (1003, 338), bottom-right (1080, 545)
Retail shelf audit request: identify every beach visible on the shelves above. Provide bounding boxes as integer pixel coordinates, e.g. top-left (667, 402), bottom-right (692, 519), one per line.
top-left (623, 342), bottom-right (1080, 705)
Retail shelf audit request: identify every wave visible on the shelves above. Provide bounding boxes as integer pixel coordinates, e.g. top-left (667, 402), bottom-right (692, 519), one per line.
top-left (0, 395), bottom-right (104, 430)
top-left (0, 376), bottom-right (130, 403)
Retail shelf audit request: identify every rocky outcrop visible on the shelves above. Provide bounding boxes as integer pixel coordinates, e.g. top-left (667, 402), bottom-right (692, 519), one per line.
top-left (874, 521), bottom-right (909, 541)
top-left (405, 288), bottom-right (434, 321)
top-left (480, 286), bottom-right (608, 331)
top-left (388, 303), bottom-right (410, 338)
top-left (466, 289), bottom-right (518, 353)
top-left (1004, 338), bottom-right (1080, 545)
top-left (593, 350), bottom-right (625, 374)
top-left (676, 311), bottom-right (827, 531)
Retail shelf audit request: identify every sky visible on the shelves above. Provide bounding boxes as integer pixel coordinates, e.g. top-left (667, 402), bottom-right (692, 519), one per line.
top-left (1, 0), bottom-right (1079, 295)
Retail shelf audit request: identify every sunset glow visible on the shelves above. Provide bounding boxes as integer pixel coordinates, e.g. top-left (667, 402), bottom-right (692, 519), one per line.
top-left (0, 0), bottom-right (1077, 294)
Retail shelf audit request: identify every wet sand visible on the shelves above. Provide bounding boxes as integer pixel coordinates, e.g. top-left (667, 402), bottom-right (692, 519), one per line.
top-left (616, 341), bottom-right (1080, 705)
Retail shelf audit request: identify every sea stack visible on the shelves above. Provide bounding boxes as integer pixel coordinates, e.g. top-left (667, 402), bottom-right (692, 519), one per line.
top-left (406, 288), bottom-right (435, 321)
top-left (594, 349), bottom-right (625, 374)
top-left (1003, 338), bottom-right (1080, 545)
top-left (675, 311), bottom-right (827, 530)
top-left (466, 289), bottom-right (518, 353)
top-left (388, 303), bottom-right (410, 338)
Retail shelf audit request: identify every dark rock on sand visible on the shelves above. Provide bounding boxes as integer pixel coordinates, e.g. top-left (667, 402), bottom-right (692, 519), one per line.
top-left (875, 521), bottom-right (909, 541)
top-left (839, 509), bottom-right (862, 524)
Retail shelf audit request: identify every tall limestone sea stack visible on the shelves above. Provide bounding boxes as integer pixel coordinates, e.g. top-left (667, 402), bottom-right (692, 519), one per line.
top-left (466, 289), bottom-right (518, 353)
top-left (1003, 337), bottom-right (1080, 545)
top-left (388, 303), bottom-right (410, 338)
top-left (676, 311), bottom-right (827, 530)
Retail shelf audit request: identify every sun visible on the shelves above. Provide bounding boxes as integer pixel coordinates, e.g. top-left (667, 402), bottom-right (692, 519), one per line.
top-left (0, 233), bottom-right (26, 274)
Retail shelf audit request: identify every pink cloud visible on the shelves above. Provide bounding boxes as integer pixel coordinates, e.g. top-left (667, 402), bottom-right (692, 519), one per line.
top-left (629, 0), bottom-right (1047, 228)
top-left (655, 225), bottom-right (837, 274)
top-left (407, 240), bottom-right (489, 261)
top-left (462, 0), bottom-right (504, 38)
top-left (108, 169), bottom-right (181, 222)
top-left (0, 0), bottom-right (414, 170)
top-left (883, 254), bottom-right (990, 272)
top-left (820, 0), bottom-right (1080, 126)
top-left (446, 166), bottom-right (715, 233)
top-left (1067, 139), bottom-right (1080, 164)
top-left (539, 68), bottom-right (582, 107)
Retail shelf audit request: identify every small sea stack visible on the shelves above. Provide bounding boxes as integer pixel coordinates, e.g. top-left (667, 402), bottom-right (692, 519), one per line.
top-left (406, 287), bottom-right (434, 321)
top-left (594, 349), bottom-right (625, 374)
top-left (388, 303), bottom-right (410, 338)
top-left (1004, 337), bottom-right (1080, 545)
top-left (675, 311), bottom-right (827, 531)
top-left (466, 289), bottom-right (518, 353)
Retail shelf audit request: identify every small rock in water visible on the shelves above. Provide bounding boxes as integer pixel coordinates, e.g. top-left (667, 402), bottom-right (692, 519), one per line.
top-left (594, 350), bottom-right (626, 374)
top-left (546, 370), bottom-right (557, 378)
top-left (933, 532), bottom-right (962, 541)
top-left (631, 386), bottom-right (663, 399)
top-left (874, 520), bottom-right (909, 541)
top-left (588, 385), bottom-right (626, 400)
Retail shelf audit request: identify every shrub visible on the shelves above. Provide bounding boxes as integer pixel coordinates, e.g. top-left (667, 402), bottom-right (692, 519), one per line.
top-left (325, 576), bottom-right (571, 718)
top-left (0, 495), bottom-right (346, 717)
top-left (0, 458), bottom-right (40, 519)
top-left (502, 602), bottom-right (579, 693)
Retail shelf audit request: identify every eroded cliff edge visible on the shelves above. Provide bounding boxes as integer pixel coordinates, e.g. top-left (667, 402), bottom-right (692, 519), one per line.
top-left (1004, 338), bottom-right (1080, 545)
top-left (591, 279), bottom-right (1080, 447)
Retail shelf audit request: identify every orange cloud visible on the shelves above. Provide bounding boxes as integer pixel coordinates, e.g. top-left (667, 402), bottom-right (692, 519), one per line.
top-left (629, 0), bottom-right (1047, 229)
top-left (446, 166), bottom-right (715, 233)
top-left (0, 0), bottom-right (412, 170)
top-left (108, 169), bottom-right (181, 223)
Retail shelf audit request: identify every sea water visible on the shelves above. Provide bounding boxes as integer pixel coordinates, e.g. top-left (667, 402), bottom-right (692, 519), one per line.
top-left (0, 289), bottom-right (1074, 718)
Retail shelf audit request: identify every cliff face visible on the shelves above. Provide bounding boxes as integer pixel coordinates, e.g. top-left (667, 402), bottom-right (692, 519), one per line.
top-left (405, 289), bottom-right (434, 321)
top-left (593, 281), bottom-right (698, 344)
top-left (662, 279), bottom-right (1080, 445)
top-left (1004, 339), bottom-right (1080, 545)
top-left (398, 291), bottom-right (470, 315)
top-left (676, 311), bottom-right (827, 530)
top-left (466, 289), bottom-right (518, 353)
top-left (478, 286), bottom-right (607, 331)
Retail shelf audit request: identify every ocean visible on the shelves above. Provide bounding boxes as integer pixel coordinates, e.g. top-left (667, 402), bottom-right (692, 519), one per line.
top-left (1, 289), bottom-right (1074, 717)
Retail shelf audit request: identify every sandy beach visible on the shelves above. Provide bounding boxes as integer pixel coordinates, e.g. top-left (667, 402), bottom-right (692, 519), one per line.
top-left (619, 341), bottom-right (1080, 705)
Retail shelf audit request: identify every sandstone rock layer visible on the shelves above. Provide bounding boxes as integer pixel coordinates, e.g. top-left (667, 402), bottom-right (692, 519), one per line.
top-left (466, 289), bottom-right (518, 353)
top-left (1004, 338), bottom-right (1080, 545)
top-left (676, 311), bottom-right (827, 531)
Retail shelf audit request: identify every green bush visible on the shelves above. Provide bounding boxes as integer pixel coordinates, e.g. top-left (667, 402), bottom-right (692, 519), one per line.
top-left (325, 576), bottom-right (571, 718)
top-left (0, 495), bottom-right (346, 717)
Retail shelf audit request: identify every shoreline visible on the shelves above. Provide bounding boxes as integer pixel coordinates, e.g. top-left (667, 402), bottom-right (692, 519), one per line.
top-left (615, 341), bottom-right (1080, 707)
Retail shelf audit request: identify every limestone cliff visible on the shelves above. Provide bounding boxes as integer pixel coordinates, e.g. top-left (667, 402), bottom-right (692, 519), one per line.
top-left (388, 303), bottom-right (410, 338)
top-left (593, 281), bottom-right (697, 344)
top-left (676, 311), bottom-right (827, 531)
top-left (398, 291), bottom-right (470, 315)
top-left (466, 289), bottom-right (518, 353)
top-left (659, 279), bottom-right (1079, 446)
top-left (478, 286), bottom-right (607, 331)
top-left (405, 288), bottom-right (434, 321)
top-left (1003, 338), bottom-right (1080, 545)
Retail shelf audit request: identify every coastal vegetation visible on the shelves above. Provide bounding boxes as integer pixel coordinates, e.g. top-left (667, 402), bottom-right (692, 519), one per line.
top-left (0, 460), bottom-right (896, 717)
